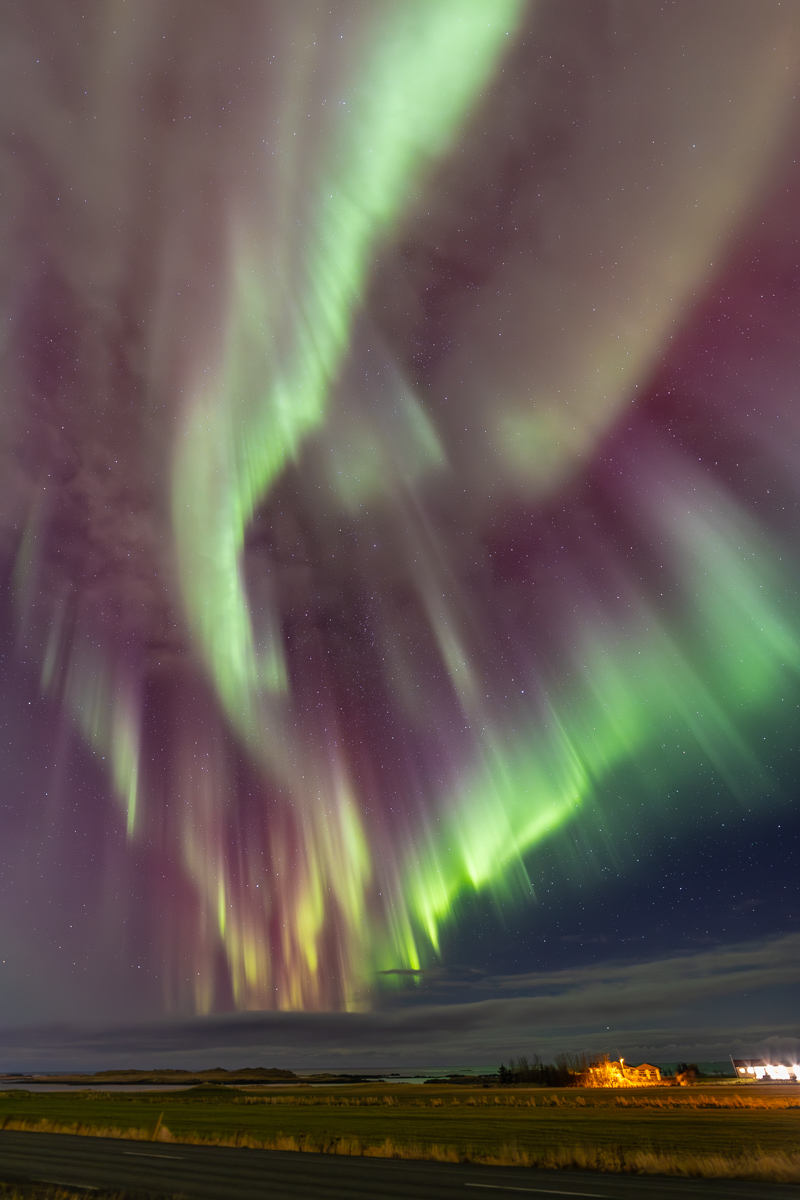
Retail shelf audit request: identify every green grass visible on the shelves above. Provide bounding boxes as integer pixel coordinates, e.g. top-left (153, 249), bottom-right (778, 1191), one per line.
top-left (1, 1084), bottom-right (799, 1179)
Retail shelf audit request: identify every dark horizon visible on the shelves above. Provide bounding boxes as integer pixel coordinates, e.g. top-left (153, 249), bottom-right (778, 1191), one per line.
top-left (1, 931), bottom-right (798, 1074)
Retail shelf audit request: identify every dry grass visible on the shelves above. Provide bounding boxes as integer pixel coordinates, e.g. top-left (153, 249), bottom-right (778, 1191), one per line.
top-left (611, 1092), bottom-right (800, 1110)
top-left (3, 1114), bottom-right (800, 1183)
top-left (231, 1089), bottom-right (800, 1110)
top-left (0, 1182), bottom-right (181, 1200)
top-left (0, 1116), bottom-right (171, 1143)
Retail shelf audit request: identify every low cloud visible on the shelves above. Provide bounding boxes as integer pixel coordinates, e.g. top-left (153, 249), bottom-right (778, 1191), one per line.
top-left (0, 935), bottom-right (797, 1071)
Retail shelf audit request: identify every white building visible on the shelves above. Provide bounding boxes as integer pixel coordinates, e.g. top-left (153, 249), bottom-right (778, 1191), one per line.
top-left (732, 1058), bottom-right (800, 1082)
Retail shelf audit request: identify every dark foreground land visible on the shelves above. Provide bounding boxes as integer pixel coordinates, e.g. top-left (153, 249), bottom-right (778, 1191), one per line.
top-left (0, 1083), bottom-right (799, 1187)
top-left (2, 1130), bottom-right (800, 1200)
top-left (0, 1068), bottom-right (382, 1087)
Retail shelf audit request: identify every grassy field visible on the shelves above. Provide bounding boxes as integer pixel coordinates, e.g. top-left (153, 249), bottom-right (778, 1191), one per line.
top-left (1, 1083), bottom-right (799, 1181)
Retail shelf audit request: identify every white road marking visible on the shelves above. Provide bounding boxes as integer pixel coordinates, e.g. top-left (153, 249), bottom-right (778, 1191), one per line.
top-left (465, 1186), bottom-right (605, 1197)
top-left (37, 1182), bottom-right (98, 1191)
top-left (122, 1150), bottom-right (184, 1159)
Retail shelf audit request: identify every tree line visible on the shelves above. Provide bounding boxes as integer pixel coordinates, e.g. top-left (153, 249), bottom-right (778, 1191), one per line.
top-left (497, 1053), bottom-right (593, 1087)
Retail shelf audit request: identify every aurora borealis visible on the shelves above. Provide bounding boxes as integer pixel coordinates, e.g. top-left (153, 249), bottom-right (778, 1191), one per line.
top-left (1, 1), bottom-right (799, 1064)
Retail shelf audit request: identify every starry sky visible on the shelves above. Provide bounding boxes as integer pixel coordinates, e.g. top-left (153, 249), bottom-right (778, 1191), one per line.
top-left (0, 0), bottom-right (799, 1071)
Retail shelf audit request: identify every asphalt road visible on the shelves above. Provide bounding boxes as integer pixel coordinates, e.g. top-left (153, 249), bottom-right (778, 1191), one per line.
top-left (1, 1131), bottom-right (799, 1200)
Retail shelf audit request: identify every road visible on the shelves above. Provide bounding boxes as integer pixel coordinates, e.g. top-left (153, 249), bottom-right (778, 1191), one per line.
top-left (1, 1131), bottom-right (798, 1199)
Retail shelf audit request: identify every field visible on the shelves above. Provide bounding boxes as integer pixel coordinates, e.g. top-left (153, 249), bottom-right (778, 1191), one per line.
top-left (1, 1083), bottom-right (800, 1181)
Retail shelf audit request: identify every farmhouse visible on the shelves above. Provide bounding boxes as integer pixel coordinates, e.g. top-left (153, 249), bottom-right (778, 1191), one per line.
top-left (586, 1057), bottom-right (661, 1087)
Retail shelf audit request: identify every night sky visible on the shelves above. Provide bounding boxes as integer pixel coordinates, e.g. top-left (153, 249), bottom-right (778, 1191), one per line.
top-left (0, 0), bottom-right (799, 1072)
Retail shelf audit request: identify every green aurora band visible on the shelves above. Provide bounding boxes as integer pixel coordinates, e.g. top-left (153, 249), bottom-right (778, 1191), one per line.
top-left (172, 2), bottom-right (524, 761)
top-left (169, 0), bottom-right (526, 1008)
top-left (402, 484), bottom-right (799, 956)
